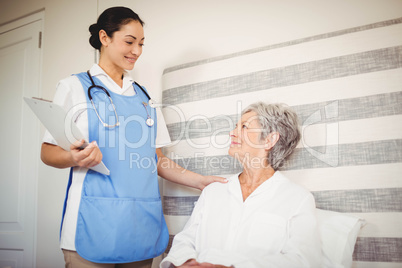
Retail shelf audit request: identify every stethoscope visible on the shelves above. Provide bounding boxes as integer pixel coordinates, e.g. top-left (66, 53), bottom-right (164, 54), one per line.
top-left (87, 70), bottom-right (155, 128)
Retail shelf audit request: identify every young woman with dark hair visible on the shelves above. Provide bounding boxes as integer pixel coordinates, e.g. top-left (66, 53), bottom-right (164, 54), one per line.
top-left (41, 6), bottom-right (226, 268)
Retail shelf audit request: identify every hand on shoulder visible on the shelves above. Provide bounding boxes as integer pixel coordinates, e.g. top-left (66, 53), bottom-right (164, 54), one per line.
top-left (199, 176), bottom-right (228, 190)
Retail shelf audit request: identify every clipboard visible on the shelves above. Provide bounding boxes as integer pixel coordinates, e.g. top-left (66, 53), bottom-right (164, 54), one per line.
top-left (24, 97), bottom-right (110, 175)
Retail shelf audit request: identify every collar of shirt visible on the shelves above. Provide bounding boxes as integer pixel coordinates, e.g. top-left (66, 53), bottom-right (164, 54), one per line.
top-left (89, 64), bottom-right (136, 96)
top-left (228, 171), bottom-right (284, 202)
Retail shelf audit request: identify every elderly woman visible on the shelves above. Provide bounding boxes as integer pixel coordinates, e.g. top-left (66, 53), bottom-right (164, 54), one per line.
top-left (160, 102), bottom-right (322, 268)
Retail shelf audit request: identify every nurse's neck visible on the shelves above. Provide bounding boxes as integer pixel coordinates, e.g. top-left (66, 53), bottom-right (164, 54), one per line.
top-left (98, 61), bottom-right (124, 88)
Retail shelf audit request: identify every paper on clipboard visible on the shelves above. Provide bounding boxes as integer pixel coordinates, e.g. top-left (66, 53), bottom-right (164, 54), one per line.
top-left (24, 97), bottom-right (110, 175)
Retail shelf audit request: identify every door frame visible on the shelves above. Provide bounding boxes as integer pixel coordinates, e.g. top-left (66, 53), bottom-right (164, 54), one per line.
top-left (0, 10), bottom-right (44, 34)
top-left (0, 10), bottom-right (44, 268)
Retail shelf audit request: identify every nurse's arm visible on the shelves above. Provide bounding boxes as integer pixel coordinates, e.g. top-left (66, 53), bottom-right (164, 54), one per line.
top-left (156, 148), bottom-right (227, 190)
top-left (41, 140), bottom-right (102, 169)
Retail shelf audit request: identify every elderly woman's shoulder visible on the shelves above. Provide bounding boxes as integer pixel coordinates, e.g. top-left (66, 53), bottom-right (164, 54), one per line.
top-left (275, 171), bottom-right (314, 197)
top-left (203, 174), bottom-right (237, 193)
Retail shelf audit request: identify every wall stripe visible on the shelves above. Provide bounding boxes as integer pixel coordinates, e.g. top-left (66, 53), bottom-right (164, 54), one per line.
top-left (286, 139), bottom-right (402, 170)
top-left (165, 235), bottom-right (176, 254)
top-left (353, 213), bottom-right (402, 238)
top-left (163, 18), bottom-right (402, 75)
top-left (164, 115), bottom-right (402, 158)
top-left (163, 23), bottom-right (402, 91)
top-left (164, 215), bottom-right (194, 235)
top-left (162, 164), bottom-right (402, 197)
top-left (163, 212), bottom-right (402, 239)
top-left (283, 163), bottom-right (402, 191)
top-left (352, 262), bottom-right (402, 268)
top-left (313, 189), bottom-right (402, 213)
top-left (163, 46), bottom-right (402, 105)
top-left (163, 187), bottom-right (402, 215)
top-left (354, 237), bottom-right (402, 262)
top-left (165, 91), bottom-right (402, 141)
top-left (305, 115), bottom-right (402, 147)
top-left (293, 91), bottom-right (402, 124)
top-left (162, 69), bottom-right (402, 125)
top-left (171, 139), bottom-right (402, 175)
top-left (162, 179), bottom-right (202, 197)
top-left (163, 196), bottom-right (198, 216)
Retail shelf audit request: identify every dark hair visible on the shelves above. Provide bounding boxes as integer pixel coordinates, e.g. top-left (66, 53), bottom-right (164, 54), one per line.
top-left (89, 6), bottom-right (144, 50)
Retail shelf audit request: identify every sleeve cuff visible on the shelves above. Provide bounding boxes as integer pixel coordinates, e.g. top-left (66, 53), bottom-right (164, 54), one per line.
top-left (42, 130), bottom-right (57, 145)
top-left (160, 253), bottom-right (197, 268)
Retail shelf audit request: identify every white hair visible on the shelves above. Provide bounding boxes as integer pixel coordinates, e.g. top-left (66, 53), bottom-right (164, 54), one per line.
top-left (242, 102), bottom-right (301, 170)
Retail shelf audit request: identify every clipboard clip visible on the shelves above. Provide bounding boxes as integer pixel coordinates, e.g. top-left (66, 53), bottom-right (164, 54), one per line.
top-left (32, 97), bottom-right (52, 102)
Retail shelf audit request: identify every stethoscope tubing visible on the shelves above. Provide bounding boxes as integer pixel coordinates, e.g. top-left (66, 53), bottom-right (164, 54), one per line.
top-left (86, 70), bottom-right (154, 128)
top-left (86, 71), bottom-right (151, 101)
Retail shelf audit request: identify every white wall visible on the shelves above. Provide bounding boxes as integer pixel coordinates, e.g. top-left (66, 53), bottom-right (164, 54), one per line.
top-left (36, 2), bottom-right (97, 267)
top-left (100, 0), bottom-right (402, 102)
top-left (1, 1), bottom-right (97, 267)
top-left (1, 0), bottom-right (401, 267)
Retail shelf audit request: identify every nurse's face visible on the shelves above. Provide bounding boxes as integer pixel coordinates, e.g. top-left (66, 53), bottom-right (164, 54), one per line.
top-left (102, 20), bottom-right (144, 71)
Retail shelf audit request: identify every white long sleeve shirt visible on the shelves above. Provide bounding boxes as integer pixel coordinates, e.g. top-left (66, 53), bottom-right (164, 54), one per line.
top-left (160, 172), bottom-right (322, 268)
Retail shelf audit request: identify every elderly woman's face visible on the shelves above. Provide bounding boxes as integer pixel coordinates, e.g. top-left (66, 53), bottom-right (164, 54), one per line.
top-left (229, 111), bottom-right (267, 161)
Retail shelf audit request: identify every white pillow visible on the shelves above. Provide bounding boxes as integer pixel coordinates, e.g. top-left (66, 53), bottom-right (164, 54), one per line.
top-left (316, 208), bottom-right (366, 268)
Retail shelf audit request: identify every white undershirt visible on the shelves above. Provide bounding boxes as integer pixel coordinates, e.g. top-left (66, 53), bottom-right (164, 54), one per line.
top-left (43, 64), bottom-right (171, 250)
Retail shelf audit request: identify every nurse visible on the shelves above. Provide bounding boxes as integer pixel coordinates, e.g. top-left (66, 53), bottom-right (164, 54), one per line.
top-left (40, 6), bottom-right (226, 268)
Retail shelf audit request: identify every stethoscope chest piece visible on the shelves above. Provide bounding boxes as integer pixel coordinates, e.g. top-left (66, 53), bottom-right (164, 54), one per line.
top-left (142, 101), bottom-right (154, 127)
top-left (148, 99), bottom-right (157, 108)
top-left (146, 118), bottom-right (154, 127)
top-left (146, 99), bottom-right (156, 126)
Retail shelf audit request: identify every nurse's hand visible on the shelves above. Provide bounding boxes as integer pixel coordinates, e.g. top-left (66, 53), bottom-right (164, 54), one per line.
top-left (156, 148), bottom-right (228, 190)
top-left (199, 264), bottom-right (233, 268)
top-left (176, 259), bottom-right (200, 267)
top-left (199, 175), bottom-right (228, 190)
top-left (176, 259), bottom-right (233, 268)
top-left (70, 139), bottom-right (102, 168)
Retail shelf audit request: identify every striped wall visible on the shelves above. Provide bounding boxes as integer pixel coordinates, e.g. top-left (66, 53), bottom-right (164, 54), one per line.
top-left (161, 17), bottom-right (402, 267)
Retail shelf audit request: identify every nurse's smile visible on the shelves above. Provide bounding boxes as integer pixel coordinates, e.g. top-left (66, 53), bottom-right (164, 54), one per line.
top-left (125, 56), bottom-right (137, 63)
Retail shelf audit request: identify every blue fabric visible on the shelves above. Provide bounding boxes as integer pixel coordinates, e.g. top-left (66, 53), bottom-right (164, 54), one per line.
top-left (70, 72), bottom-right (169, 263)
top-left (60, 168), bottom-right (73, 238)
